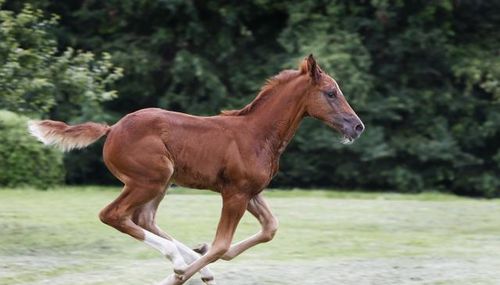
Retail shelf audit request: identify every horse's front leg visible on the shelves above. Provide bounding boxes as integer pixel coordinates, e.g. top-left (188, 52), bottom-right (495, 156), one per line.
top-left (221, 193), bottom-right (278, 260)
top-left (192, 193), bottom-right (279, 260)
top-left (160, 192), bottom-right (249, 285)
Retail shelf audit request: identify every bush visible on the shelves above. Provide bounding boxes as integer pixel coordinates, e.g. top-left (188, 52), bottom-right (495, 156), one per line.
top-left (0, 110), bottom-right (64, 188)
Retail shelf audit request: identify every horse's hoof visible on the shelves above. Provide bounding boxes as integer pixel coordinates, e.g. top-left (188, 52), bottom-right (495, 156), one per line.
top-left (199, 266), bottom-right (215, 284)
top-left (202, 276), bottom-right (216, 285)
top-left (173, 267), bottom-right (186, 276)
top-left (158, 274), bottom-right (182, 285)
top-left (193, 242), bottom-right (210, 255)
top-left (172, 256), bottom-right (188, 275)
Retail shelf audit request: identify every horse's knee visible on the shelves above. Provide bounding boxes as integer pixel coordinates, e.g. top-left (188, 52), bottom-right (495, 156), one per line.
top-left (208, 243), bottom-right (230, 261)
top-left (261, 218), bottom-right (279, 242)
top-left (212, 245), bottom-right (229, 257)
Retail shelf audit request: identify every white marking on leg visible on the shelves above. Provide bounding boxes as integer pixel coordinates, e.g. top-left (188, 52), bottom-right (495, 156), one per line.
top-left (157, 273), bottom-right (179, 285)
top-left (173, 240), bottom-right (215, 283)
top-left (143, 230), bottom-right (187, 270)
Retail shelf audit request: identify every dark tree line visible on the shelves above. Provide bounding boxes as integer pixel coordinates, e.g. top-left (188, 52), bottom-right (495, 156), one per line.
top-left (2, 1), bottom-right (499, 197)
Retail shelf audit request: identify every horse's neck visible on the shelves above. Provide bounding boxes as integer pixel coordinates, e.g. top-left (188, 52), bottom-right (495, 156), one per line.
top-left (247, 86), bottom-right (306, 157)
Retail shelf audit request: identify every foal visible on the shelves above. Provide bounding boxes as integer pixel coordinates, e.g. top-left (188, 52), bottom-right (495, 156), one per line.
top-left (28, 55), bottom-right (364, 285)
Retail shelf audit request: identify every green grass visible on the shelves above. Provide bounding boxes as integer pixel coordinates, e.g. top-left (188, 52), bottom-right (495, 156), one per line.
top-left (0, 186), bottom-right (499, 285)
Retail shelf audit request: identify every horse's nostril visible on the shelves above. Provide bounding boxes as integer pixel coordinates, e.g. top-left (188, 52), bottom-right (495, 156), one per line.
top-left (355, 123), bottom-right (364, 133)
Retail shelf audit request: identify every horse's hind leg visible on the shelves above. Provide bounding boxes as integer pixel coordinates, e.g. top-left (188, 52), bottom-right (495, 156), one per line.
top-left (134, 189), bottom-right (215, 284)
top-left (98, 183), bottom-right (187, 272)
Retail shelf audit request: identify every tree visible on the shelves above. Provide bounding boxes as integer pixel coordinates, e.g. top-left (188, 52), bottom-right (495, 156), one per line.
top-left (0, 1), bottom-right (123, 188)
top-left (6, 0), bottom-right (498, 197)
top-left (0, 1), bottom-right (122, 122)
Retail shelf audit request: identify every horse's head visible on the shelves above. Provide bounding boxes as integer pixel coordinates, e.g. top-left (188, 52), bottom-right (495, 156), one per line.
top-left (300, 55), bottom-right (364, 144)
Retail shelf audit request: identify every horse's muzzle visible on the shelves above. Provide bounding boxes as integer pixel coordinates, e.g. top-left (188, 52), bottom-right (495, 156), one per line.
top-left (341, 116), bottom-right (365, 141)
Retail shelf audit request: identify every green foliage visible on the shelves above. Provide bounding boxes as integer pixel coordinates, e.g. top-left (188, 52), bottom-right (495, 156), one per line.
top-left (2, 0), bottom-right (498, 197)
top-left (0, 110), bottom-right (64, 188)
top-left (0, 1), bottom-right (123, 121)
top-left (273, 1), bottom-right (500, 198)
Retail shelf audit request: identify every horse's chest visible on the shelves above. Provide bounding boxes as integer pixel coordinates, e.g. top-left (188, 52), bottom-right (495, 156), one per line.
top-left (270, 160), bottom-right (280, 178)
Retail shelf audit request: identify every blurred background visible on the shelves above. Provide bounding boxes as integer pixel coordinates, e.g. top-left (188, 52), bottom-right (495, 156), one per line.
top-left (0, 0), bottom-right (499, 197)
top-left (1, 2), bottom-right (500, 285)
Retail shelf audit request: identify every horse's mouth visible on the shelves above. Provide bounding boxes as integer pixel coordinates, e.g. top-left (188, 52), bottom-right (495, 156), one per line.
top-left (340, 135), bottom-right (355, 145)
top-left (326, 123), bottom-right (356, 145)
top-left (326, 121), bottom-right (359, 145)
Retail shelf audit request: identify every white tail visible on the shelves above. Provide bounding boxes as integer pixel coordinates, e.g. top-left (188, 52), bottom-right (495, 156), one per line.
top-left (28, 120), bottom-right (110, 152)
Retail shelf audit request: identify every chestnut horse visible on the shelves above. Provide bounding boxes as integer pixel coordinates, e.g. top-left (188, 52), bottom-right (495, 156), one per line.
top-left (28, 55), bottom-right (364, 285)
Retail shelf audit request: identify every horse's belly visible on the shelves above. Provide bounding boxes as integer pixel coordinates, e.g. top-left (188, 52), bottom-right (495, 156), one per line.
top-left (171, 168), bottom-right (219, 191)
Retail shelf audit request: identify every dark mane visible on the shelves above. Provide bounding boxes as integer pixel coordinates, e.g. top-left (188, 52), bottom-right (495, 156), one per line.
top-left (220, 70), bottom-right (300, 116)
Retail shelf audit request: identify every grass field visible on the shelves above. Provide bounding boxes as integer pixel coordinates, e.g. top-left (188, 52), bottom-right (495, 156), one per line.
top-left (0, 187), bottom-right (499, 285)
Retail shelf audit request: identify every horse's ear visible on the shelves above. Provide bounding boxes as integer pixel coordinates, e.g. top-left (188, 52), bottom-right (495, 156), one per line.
top-left (300, 54), bottom-right (321, 84)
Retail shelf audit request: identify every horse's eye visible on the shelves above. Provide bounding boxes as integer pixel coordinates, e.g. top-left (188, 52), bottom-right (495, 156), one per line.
top-left (325, 90), bottom-right (335, 98)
